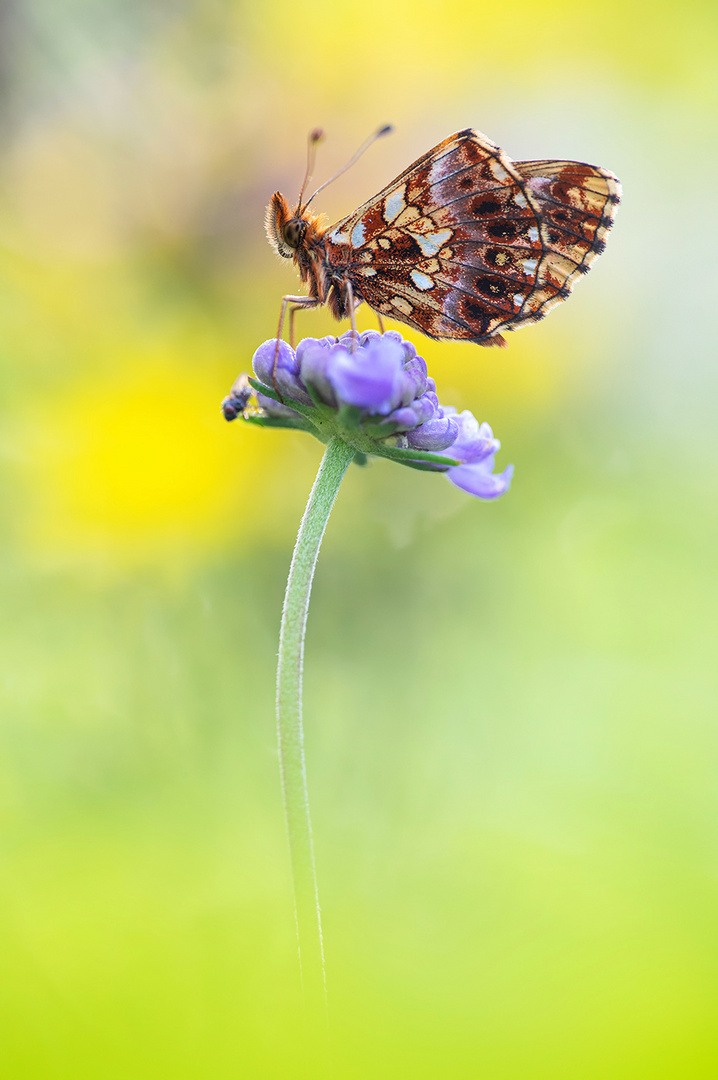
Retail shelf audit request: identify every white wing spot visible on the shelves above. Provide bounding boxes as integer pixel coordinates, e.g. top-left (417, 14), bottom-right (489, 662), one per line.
top-left (351, 220), bottom-right (366, 247)
top-left (488, 159), bottom-right (508, 182)
top-left (409, 228), bottom-right (453, 257)
top-left (514, 193), bottom-right (528, 209)
top-left (522, 259), bottom-right (538, 276)
top-left (391, 296), bottom-right (413, 315)
top-left (383, 185), bottom-right (406, 224)
top-left (513, 293), bottom-right (525, 306)
top-left (378, 238), bottom-right (391, 250)
top-left (328, 228), bottom-right (349, 245)
top-left (359, 266), bottom-right (377, 277)
top-left (528, 226), bottom-right (539, 243)
top-left (410, 269), bottom-right (435, 291)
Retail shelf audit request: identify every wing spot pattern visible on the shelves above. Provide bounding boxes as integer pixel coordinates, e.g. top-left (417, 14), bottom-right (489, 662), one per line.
top-left (383, 185), bottom-right (407, 224)
top-left (391, 296), bottom-right (413, 315)
top-left (410, 269), bottom-right (435, 291)
top-left (409, 228), bottom-right (453, 257)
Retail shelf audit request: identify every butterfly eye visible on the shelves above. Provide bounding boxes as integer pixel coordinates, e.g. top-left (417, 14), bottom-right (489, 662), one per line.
top-left (283, 219), bottom-right (306, 249)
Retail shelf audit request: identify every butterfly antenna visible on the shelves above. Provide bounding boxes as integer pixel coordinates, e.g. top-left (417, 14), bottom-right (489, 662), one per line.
top-left (303, 124), bottom-right (393, 209)
top-left (297, 127), bottom-right (324, 211)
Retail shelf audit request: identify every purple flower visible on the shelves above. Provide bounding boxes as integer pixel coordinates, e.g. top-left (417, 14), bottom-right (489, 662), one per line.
top-left (401, 356), bottom-right (429, 403)
top-left (405, 415), bottom-right (459, 451)
top-left (298, 340), bottom-right (340, 407)
top-left (327, 337), bottom-right (406, 412)
top-left (224, 330), bottom-right (513, 501)
top-left (441, 410), bottom-right (498, 463)
top-left (440, 411), bottom-right (514, 499)
top-left (252, 339), bottom-right (313, 405)
top-left (446, 456), bottom-right (515, 500)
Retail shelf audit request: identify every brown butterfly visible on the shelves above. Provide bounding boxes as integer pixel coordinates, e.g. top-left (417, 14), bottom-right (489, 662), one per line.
top-left (265, 127), bottom-right (621, 348)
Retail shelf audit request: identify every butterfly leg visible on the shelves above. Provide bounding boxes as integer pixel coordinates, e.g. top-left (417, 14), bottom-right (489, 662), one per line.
top-left (376, 312), bottom-right (386, 334)
top-left (273, 294), bottom-right (318, 397)
top-left (342, 279), bottom-right (358, 351)
top-left (288, 303), bottom-right (310, 349)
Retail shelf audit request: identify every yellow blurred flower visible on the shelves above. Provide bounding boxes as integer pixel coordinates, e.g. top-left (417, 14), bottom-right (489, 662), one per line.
top-left (12, 353), bottom-right (294, 575)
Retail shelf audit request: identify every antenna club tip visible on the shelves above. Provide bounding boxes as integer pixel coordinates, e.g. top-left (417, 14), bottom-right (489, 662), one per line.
top-left (377, 124), bottom-right (393, 137)
top-left (309, 127), bottom-right (324, 143)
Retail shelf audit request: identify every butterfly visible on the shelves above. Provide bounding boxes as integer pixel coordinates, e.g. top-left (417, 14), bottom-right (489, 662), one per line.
top-left (265, 127), bottom-right (621, 348)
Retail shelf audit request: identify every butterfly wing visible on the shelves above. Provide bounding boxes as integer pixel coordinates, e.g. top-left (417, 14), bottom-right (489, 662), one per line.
top-left (325, 128), bottom-right (540, 344)
top-left (509, 158), bottom-right (622, 324)
top-left (323, 129), bottom-right (620, 345)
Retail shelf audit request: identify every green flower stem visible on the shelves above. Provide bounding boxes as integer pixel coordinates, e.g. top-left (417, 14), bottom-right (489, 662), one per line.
top-left (276, 435), bottom-right (355, 1018)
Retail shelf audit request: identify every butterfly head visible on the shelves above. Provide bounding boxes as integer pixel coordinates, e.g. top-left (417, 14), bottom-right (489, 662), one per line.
top-left (265, 192), bottom-right (322, 260)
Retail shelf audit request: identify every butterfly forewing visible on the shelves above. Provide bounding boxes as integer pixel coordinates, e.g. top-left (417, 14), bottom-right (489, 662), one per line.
top-left (325, 129), bottom-right (558, 344)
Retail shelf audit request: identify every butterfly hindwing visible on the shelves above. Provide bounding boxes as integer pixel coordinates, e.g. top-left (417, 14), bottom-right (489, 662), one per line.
top-left (506, 158), bottom-right (621, 325)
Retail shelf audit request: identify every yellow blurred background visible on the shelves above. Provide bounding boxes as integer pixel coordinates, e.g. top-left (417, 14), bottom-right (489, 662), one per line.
top-left (1, 1), bottom-right (717, 1076)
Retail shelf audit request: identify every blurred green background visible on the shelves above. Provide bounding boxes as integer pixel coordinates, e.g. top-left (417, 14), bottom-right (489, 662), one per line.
top-left (1, 1), bottom-right (717, 1076)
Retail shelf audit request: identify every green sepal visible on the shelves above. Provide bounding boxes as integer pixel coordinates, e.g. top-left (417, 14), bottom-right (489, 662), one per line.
top-left (363, 419), bottom-right (400, 438)
top-left (336, 404), bottom-right (363, 432)
top-left (390, 459), bottom-right (448, 473)
top-left (372, 444), bottom-right (460, 468)
top-left (304, 381), bottom-right (336, 417)
top-left (242, 413), bottom-right (314, 432)
top-left (248, 378), bottom-right (318, 421)
top-left (244, 379), bottom-right (461, 468)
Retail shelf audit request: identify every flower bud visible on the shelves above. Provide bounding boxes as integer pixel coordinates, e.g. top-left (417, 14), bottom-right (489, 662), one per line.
top-left (252, 339), bottom-right (313, 405)
top-left (406, 415), bottom-right (459, 451)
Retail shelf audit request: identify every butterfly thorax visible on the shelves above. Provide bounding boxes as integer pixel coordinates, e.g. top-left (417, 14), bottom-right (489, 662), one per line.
top-left (265, 191), bottom-right (355, 319)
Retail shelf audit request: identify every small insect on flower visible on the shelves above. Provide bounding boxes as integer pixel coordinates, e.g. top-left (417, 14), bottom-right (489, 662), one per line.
top-left (266, 126), bottom-right (621, 348)
top-left (221, 373), bottom-right (252, 421)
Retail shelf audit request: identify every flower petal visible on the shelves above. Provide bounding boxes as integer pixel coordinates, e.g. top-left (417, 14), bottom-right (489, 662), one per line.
top-left (252, 339), bottom-right (312, 404)
top-left (327, 339), bottom-right (405, 412)
top-left (299, 342), bottom-right (340, 407)
top-left (444, 411), bottom-right (500, 464)
top-left (406, 416), bottom-right (459, 451)
top-left (446, 459), bottom-right (514, 499)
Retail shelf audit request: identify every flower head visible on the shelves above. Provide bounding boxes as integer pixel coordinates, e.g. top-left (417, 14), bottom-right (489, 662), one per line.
top-left (222, 330), bottom-right (513, 501)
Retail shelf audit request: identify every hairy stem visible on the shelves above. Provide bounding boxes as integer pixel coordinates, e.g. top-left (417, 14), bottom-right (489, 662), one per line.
top-left (276, 436), bottom-right (355, 1019)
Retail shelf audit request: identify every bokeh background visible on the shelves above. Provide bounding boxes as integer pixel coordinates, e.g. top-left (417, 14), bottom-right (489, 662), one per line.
top-left (1, 1), bottom-right (717, 1076)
